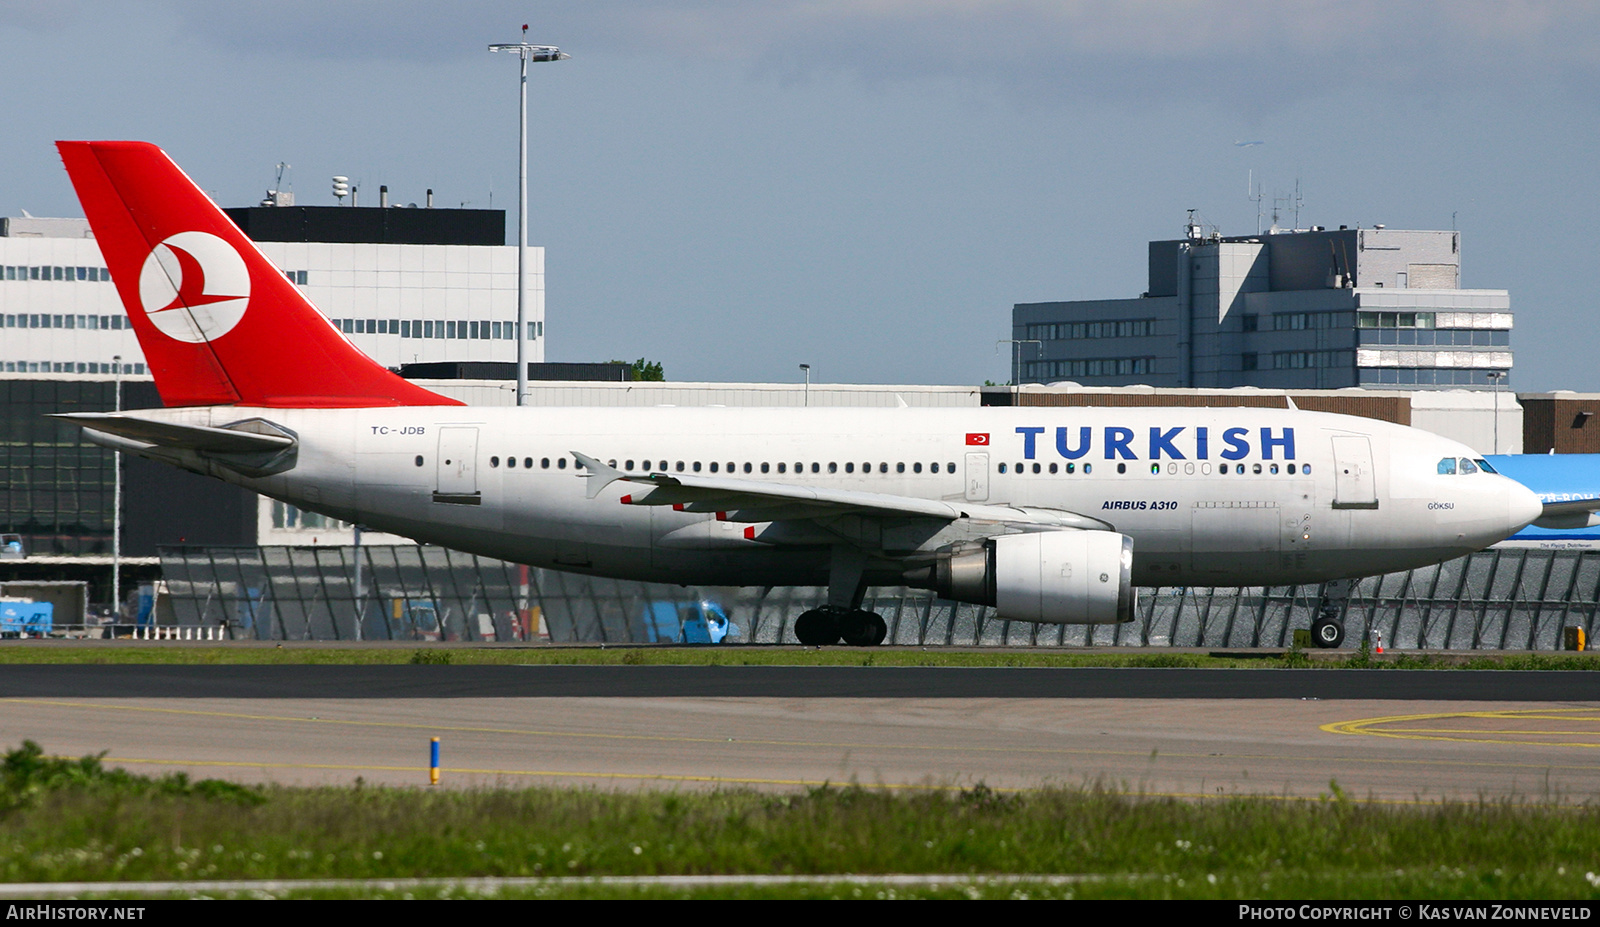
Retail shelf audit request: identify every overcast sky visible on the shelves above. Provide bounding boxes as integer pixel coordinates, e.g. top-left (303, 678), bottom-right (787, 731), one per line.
top-left (3, 2), bottom-right (1595, 389)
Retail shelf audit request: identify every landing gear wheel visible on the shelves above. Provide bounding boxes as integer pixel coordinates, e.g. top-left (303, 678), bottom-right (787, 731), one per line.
top-left (839, 610), bottom-right (888, 647)
top-left (794, 608), bottom-right (842, 646)
top-left (1311, 615), bottom-right (1345, 649)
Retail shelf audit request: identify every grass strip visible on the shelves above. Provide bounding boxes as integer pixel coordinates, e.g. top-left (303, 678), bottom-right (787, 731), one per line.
top-left (3, 741), bottom-right (1600, 899)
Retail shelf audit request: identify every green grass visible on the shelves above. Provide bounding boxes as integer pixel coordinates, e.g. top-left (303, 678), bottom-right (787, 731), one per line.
top-left (1, 641), bottom-right (1598, 670)
top-left (5, 742), bottom-right (1600, 899)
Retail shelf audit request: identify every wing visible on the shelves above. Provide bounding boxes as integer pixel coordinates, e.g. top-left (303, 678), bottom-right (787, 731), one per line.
top-left (1533, 497), bottom-right (1600, 530)
top-left (571, 451), bottom-right (1111, 533)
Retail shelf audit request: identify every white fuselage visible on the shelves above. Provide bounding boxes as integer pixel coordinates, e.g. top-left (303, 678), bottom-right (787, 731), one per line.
top-left (138, 403), bottom-right (1544, 593)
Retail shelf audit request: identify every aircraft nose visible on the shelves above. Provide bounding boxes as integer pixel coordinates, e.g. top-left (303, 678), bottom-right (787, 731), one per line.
top-left (1507, 480), bottom-right (1543, 533)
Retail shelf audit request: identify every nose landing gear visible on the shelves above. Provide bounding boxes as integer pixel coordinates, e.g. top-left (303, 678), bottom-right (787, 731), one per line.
top-left (1310, 578), bottom-right (1352, 649)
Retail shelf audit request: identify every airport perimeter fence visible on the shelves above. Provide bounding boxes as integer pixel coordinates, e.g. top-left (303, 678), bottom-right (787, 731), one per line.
top-left (149, 545), bottom-right (1600, 650)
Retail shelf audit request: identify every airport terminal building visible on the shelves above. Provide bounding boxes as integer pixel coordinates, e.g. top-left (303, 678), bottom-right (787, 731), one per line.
top-left (0, 201), bottom-right (542, 612)
top-left (1013, 225), bottom-right (1512, 391)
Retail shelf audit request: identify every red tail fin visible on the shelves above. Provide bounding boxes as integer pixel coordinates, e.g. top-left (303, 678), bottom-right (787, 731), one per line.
top-left (56, 141), bottom-right (461, 408)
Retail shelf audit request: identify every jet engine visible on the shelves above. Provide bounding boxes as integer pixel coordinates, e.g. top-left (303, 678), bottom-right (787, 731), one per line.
top-left (916, 530), bottom-right (1135, 624)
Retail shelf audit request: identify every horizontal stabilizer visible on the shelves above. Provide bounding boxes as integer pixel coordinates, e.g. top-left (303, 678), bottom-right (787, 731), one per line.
top-left (53, 413), bottom-right (295, 454)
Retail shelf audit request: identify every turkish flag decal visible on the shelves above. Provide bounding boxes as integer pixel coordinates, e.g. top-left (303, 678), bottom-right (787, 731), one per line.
top-left (965, 433), bottom-right (990, 446)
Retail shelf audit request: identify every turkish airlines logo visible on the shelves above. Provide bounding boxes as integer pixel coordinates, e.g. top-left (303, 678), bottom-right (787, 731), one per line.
top-left (137, 231), bottom-right (250, 343)
top-left (966, 433), bottom-right (990, 446)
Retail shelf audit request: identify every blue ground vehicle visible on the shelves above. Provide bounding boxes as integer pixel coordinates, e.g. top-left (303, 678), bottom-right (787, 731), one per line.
top-left (0, 600), bottom-right (52, 637)
top-left (641, 600), bottom-right (737, 643)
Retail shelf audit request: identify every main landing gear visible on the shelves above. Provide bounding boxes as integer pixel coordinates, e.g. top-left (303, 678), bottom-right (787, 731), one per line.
top-left (793, 606), bottom-right (888, 646)
top-left (792, 545), bottom-right (888, 646)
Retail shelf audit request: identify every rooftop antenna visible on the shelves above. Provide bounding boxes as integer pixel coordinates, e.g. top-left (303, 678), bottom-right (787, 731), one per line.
top-left (261, 161), bottom-right (293, 207)
top-left (1269, 187), bottom-right (1295, 234)
top-left (1293, 177), bottom-right (1304, 231)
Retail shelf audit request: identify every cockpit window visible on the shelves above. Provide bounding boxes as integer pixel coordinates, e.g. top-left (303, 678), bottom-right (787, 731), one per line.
top-left (1476, 458), bottom-right (1498, 474)
top-left (1459, 458), bottom-right (1479, 474)
top-left (1437, 457), bottom-right (1457, 475)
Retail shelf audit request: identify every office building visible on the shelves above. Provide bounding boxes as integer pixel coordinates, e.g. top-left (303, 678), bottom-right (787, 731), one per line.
top-left (1014, 224), bottom-right (1512, 390)
top-left (1, 204), bottom-right (541, 374)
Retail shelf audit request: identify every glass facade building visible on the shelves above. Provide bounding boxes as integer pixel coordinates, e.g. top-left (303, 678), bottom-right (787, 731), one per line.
top-left (157, 544), bottom-right (1600, 651)
top-left (0, 379), bottom-right (119, 555)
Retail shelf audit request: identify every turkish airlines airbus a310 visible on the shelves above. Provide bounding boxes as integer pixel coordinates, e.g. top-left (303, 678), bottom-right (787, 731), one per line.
top-left (53, 141), bottom-right (1553, 648)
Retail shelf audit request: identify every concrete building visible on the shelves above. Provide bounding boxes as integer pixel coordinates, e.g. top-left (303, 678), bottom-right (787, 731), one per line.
top-left (1014, 224), bottom-right (1512, 391)
top-left (0, 204), bottom-right (542, 375)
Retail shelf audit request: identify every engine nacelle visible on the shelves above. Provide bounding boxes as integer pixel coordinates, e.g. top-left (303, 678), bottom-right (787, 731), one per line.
top-left (923, 531), bottom-right (1135, 624)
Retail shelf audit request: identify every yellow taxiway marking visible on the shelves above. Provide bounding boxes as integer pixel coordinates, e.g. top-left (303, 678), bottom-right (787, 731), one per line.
top-left (1324, 709), bottom-right (1600, 748)
top-left (11, 698), bottom-right (1600, 776)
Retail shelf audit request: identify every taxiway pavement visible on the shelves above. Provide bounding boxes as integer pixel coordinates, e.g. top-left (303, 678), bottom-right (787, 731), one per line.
top-left (3, 666), bottom-right (1597, 802)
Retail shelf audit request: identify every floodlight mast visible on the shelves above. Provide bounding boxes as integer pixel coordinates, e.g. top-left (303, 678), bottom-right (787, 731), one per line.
top-left (489, 26), bottom-right (568, 406)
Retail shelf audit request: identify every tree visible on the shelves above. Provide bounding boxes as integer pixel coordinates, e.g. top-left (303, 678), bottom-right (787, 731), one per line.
top-left (608, 358), bottom-right (665, 382)
top-left (630, 357), bottom-right (664, 382)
